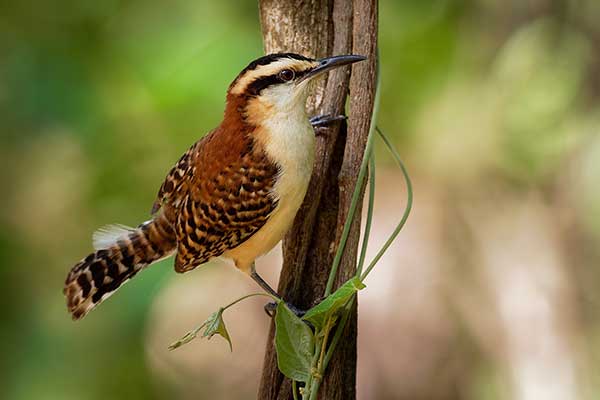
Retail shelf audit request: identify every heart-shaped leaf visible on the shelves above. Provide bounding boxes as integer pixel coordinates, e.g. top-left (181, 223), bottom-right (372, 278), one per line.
top-left (168, 308), bottom-right (232, 351)
top-left (274, 302), bottom-right (315, 382)
top-left (202, 308), bottom-right (232, 351)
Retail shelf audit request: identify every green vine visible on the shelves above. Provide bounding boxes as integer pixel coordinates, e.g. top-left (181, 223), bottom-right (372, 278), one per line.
top-left (168, 125), bottom-right (412, 399)
top-left (306, 126), bottom-right (413, 398)
top-left (168, 57), bottom-right (413, 400)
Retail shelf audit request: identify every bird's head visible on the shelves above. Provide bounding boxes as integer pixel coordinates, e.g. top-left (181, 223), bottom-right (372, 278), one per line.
top-left (226, 53), bottom-right (365, 123)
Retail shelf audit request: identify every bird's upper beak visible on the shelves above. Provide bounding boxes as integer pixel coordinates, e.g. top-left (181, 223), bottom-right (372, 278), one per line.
top-left (299, 54), bottom-right (367, 83)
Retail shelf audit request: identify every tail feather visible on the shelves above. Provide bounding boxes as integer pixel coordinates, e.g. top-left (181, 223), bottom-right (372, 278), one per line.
top-left (92, 224), bottom-right (136, 251)
top-left (64, 213), bottom-right (176, 320)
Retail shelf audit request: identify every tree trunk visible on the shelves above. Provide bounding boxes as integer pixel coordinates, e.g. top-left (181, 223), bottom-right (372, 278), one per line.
top-left (257, 1), bottom-right (378, 399)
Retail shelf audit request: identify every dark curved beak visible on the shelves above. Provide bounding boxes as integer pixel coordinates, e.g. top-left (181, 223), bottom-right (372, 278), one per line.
top-left (299, 54), bottom-right (367, 82)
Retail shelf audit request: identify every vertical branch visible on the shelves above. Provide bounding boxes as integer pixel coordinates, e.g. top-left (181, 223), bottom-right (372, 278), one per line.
top-left (319, 1), bottom-right (378, 399)
top-left (257, 3), bottom-right (338, 398)
top-left (257, 0), bottom-right (377, 398)
top-left (259, 0), bottom-right (333, 113)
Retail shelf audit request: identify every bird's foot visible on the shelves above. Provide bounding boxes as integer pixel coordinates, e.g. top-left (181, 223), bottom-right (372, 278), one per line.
top-left (264, 302), bottom-right (276, 317)
top-left (310, 114), bottom-right (346, 135)
top-left (264, 301), bottom-right (306, 318)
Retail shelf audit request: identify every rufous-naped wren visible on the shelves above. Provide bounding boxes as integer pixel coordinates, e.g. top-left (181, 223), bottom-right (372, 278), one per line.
top-left (64, 53), bottom-right (365, 320)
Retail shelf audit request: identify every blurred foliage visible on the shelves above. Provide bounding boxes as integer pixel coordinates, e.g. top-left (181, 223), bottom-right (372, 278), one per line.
top-left (0, 0), bottom-right (599, 399)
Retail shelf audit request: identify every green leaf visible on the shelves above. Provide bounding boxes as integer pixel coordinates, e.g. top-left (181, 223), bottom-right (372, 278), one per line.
top-left (202, 308), bottom-right (233, 351)
top-left (168, 308), bottom-right (232, 351)
top-left (274, 302), bottom-right (315, 382)
top-left (302, 277), bottom-right (366, 330)
top-left (168, 323), bottom-right (206, 350)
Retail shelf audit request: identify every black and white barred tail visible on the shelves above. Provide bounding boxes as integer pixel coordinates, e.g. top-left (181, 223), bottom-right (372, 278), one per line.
top-left (64, 213), bottom-right (176, 320)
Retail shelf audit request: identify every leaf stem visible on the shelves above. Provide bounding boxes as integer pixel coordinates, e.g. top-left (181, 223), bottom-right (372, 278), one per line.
top-left (360, 127), bottom-right (412, 281)
top-left (324, 142), bottom-right (372, 297)
top-left (324, 55), bottom-right (381, 297)
top-left (322, 297), bottom-right (354, 371)
top-left (222, 292), bottom-right (279, 311)
top-left (302, 332), bottom-right (322, 400)
top-left (308, 315), bottom-right (336, 399)
top-left (356, 149), bottom-right (376, 277)
top-left (318, 316), bottom-right (334, 371)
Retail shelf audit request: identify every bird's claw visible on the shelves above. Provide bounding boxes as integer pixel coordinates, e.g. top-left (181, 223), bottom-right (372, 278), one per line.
top-left (310, 114), bottom-right (347, 130)
top-left (264, 301), bottom-right (277, 317)
top-left (264, 301), bottom-right (306, 318)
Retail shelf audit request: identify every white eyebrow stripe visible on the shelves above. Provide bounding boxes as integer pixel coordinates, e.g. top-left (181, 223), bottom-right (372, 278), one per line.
top-left (230, 58), bottom-right (316, 95)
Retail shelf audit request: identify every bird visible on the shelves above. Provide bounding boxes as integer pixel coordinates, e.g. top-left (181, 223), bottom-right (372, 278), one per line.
top-left (63, 52), bottom-right (366, 320)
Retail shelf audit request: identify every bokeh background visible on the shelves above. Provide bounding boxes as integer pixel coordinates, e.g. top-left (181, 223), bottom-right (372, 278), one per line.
top-left (1, 0), bottom-right (599, 399)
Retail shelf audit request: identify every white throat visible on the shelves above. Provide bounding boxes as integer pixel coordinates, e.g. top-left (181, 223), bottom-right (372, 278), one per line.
top-left (223, 86), bottom-right (315, 271)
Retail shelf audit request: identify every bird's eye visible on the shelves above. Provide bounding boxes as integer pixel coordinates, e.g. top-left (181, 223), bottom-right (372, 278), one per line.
top-left (278, 69), bottom-right (295, 82)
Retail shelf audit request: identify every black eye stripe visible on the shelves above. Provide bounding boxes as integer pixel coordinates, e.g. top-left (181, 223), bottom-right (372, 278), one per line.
top-left (245, 69), bottom-right (311, 96)
top-left (246, 75), bottom-right (281, 96)
top-left (231, 53), bottom-right (316, 97)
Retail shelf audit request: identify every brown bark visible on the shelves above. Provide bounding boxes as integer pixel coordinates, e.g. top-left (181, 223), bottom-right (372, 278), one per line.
top-left (257, 1), bottom-right (377, 399)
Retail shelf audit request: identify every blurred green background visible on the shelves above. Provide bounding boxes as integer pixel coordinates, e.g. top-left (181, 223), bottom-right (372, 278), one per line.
top-left (1, 1), bottom-right (600, 399)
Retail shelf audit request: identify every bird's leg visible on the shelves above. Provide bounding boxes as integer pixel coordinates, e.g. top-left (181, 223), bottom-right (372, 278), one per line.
top-left (250, 263), bottom-right (279, 298)
top-left (310, 114), bottom-right (346, 136)
top-left (250, 263), bottom-right (305, 318)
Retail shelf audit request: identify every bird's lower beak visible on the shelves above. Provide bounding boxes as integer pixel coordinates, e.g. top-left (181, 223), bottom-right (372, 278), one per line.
top-left (299, 54), bottom-right (367, 83)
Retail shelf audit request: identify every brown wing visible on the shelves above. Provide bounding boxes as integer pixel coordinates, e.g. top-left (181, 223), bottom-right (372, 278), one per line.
top-left (153, 127), bottom-right (279, 273)
top-left (151, 142), bottom-right (199, 215)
